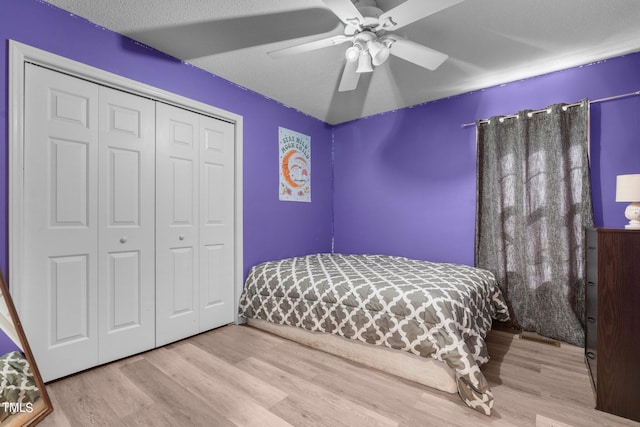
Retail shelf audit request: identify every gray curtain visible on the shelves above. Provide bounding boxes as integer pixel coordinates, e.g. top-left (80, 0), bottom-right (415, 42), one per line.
top-left (475, 101), bottom-right (593, 346)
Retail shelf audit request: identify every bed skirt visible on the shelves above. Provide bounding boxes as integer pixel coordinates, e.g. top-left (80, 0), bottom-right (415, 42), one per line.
top-left (247, 318), bottom-right (457, 394)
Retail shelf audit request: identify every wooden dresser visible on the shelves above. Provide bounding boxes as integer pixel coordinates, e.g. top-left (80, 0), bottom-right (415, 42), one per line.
top-left (585, 228), bottom-right (640, 422)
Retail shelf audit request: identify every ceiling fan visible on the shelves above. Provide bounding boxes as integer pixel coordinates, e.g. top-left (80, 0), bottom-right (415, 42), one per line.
top-left (268, 0), bottom-right (464, 92)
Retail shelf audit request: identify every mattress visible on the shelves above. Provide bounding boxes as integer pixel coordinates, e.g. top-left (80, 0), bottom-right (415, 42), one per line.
top-left (238, 253), bottom-right (509, 415)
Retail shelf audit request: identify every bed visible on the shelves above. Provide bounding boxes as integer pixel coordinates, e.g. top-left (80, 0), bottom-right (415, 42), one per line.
top-left (238, 253), bottom-right (509, 415)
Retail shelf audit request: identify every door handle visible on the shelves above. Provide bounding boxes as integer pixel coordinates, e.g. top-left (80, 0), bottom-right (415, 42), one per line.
top-left (120, 236), bottom-right (128, 244)
top-left (179, 234), bottom-right (185, 241)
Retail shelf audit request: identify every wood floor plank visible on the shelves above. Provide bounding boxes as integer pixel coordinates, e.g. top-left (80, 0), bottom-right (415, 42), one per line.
top-left (119, 358), bottom-right (235, 426)
top-left (44, 373), bottom-right (127, 427)
top-left (189, 323), bottom-right (281, 364)
top-left (82, 363), bottom-right (154, 418)
top-left (413, 392), bottom-right (515, 427)
top-left (143, 346), bottom-right (292, 427)
top-left (251, 340), bottom-right (328, 382)
top-left (311, 370), bottom-right (437, 426)
top-left (538, 364), bottom-right (595, 406)
top-left (189, 330), bottom-right (252, 365)
top-left (491, 381), bottom-right (635, 427)
top-left (39, 389), bottom-right (72, 427)
top-left (109, 354), bottom-right (145, 368)
top-left (171, 341), bottom-right (288, 408)
top-left (237, 356), bottom-right (398, 427)
top-left (119, 403), bottom-right (186, 427)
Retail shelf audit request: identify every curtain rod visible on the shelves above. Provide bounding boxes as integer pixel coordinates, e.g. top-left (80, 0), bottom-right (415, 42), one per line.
top-left (461, 89), bottom-right (640, 128)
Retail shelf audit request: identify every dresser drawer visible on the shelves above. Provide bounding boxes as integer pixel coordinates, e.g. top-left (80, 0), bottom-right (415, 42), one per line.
top-left (585, 280), bottom-right (597, 315)
top-left (585, 228), bottom-right (598, 281)
top-left (585, 277), bottom-right (597, 351)
top-left (584, 228), bottom-right (598, 391)
top-left (584, 227), bottom-right (598, 355)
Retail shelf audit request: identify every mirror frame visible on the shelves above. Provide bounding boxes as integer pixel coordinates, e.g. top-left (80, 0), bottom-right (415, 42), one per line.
top-left (0, 269), bottom-right (53, 426)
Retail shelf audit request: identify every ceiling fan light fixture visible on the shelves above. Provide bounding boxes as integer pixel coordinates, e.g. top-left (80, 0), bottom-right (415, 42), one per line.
top-left (368, 40), bottom-right (390, 66)
top-left (356, 51), bottom-right (374, 73)
top-left (345, 45), bottom-right (361, 62)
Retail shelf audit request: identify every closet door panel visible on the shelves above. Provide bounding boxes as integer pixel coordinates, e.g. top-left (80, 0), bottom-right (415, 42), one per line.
top-left (49, 255), bottom-right (90, 343)
top-left (169, 247), bottom-right (195, 313)
top-left (156, 103), bottom-right (200, 346)
top-left (170, 157), bottom-right (196, 225)
top-left (199, 117), bottom-right (235, 329)
top-left (98, 86), bottom-right (156, 363)
top-left (23, 64), bottom-right (100, 382)
top-left (107, 251), bottom-right (141, 326)
top-left (50, 139), bottom-right (90, 226)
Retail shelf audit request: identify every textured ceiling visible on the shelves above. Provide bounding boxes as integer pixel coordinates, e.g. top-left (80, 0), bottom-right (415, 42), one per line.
top-left (43, 0), bottom-right (640, 124)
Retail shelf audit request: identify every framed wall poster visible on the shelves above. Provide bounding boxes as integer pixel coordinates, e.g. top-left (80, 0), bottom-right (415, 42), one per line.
top-left (279, 127), bottom-right (311, 202)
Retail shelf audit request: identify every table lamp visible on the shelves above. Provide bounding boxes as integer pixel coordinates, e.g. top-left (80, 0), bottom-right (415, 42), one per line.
top-left (616, 174), bottom-right (640, 229)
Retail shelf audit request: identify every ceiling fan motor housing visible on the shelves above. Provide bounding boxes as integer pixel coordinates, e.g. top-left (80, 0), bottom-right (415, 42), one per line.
top-left (343, 0), bottom-right (389, 68)
top-left (344, 0), bottom-right (384, 34)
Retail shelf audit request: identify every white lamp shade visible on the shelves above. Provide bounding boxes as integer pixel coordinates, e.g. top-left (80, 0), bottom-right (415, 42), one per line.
top-left (616, 174), bottom-right (640, 202)
top-left (356, 52), bottom-right (374, 73)
top-left (368, 41), bottom-right (390, 66)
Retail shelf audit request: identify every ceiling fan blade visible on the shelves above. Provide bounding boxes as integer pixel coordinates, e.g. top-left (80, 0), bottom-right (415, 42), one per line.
top-left (268, 35), bottom-right (352, 58)
top-left (338, 60), bottom-right (360, 92)
top-left (321, 0), bottom-right (365, 28)
top-left (376, 0), bottom-right (464, 31)
top-left (127, 8), bottom-right (338, 60)
top-left (388, 36), bottom-right (449, 70)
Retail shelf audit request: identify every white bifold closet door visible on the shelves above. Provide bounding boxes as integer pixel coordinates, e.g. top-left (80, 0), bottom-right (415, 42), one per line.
top-left (155, 103), bottom-right (235, 347)
top-left (23, 64), bottom-right (156, 381)
top-left (97, 85), bottom-right (156, 363)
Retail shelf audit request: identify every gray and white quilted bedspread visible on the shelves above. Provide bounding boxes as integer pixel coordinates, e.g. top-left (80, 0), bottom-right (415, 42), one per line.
top-left (238, 254), bottom-right (510, 415)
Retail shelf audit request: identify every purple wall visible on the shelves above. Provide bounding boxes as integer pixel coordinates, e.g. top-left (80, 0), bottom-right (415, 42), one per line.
top-left (0, 0), bottom-right (334, 279)
top-left (0, 327), bottom-right (20, 356)
top-left (334, 53), bottom-right (640, 265)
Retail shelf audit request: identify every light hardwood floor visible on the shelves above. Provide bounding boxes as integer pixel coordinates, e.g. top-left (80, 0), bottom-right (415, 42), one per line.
top-left (39, 325), bottom-right (638, 427)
